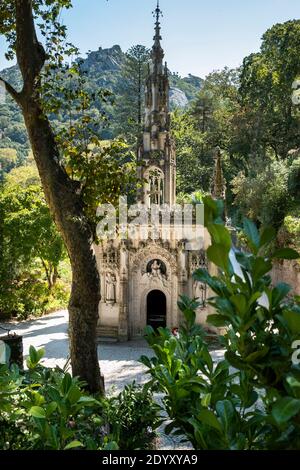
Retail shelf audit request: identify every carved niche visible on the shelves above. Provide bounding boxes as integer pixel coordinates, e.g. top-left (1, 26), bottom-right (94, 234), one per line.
top-left (189, 250), bottom-right (208, 307)
top-left (105, 272), bottom-right (117, 304)
top-left (101, 249), bottom-right (120, 271)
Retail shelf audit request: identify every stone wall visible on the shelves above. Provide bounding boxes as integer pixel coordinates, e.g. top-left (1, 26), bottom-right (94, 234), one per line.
top-left (271, 260), bottom-right (300, 295)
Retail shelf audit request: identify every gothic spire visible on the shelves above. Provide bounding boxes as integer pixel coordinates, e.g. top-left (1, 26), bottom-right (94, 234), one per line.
top-left (152, 0), bottom-right (164, 62)
top-left (153, 1), bottom-right (162, 44)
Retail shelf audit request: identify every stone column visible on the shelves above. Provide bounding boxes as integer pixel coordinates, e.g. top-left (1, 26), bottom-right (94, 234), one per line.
top-left (177, 246), bottom-right (188, 326)
top-left (118, 244), bottom-right (129, 341)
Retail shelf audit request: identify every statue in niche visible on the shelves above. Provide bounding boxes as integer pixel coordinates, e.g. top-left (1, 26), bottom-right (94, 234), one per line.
top-left (105, 272), bottom-right (116, 304)
top-left (147, 259), bottom-right (167, 284)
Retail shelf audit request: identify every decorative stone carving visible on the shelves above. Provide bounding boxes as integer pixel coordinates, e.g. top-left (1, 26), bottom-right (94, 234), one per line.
top-left (189, 250), bottom-right (207, 275)
top-left (130, 243), bottom-right (177, 274)
top-left (147, 259), bottom-right (167, 281)
top-left (102, 249), bottom-right (120, 271)
top-left (105, 272), bottom-right (116, 304)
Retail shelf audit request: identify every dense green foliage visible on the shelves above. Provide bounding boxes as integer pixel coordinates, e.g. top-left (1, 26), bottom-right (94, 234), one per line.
top-left (0, 164), bottom-right (69, 319)
top-left (141, 197), bottom-right (300, 450)
top-left (174, 20), bottom-right (300, 243)
top-left (0, 346), bottom-right (160, 450)
top-left (114, 45), bottom-right (150, 145)
top-left (0, 45), bottom-right (200, 173)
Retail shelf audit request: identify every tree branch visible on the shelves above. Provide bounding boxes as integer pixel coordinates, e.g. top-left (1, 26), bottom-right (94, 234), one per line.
top-left (15, 0), bottom-right (46, 92)
top-left (0, 76), bottom-right (22, 105)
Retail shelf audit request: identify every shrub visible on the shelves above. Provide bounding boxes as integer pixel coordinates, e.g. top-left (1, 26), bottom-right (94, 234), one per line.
top-left (0, 346), bottom-right (160, 450)
top-left (104, 383), bottom-right (161, 450)
top-left (141, 197), bottom-right (300, 450)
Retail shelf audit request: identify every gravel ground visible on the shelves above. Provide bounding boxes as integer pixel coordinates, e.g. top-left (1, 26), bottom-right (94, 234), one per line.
top-left (0, 310), bottom-right (225, 450)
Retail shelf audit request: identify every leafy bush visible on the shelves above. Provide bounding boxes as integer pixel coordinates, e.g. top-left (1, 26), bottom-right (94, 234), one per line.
top-left (0, 346), bottom-right (160, 450)
top-left (0, 277), bottom-right (69, 320)
top-left (0, 164), bottom-right (70, 320)
top-left (104, 383), bottom-right (161, 450)
top-left (141, 197), bottom-right (300, 450)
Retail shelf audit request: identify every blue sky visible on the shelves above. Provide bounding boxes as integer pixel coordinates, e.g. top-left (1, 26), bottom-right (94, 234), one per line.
top-left (0, 0), bottom-right (299, 78)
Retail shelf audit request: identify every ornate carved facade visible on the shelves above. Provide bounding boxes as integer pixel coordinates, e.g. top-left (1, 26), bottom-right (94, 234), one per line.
top-left (95, 3), bottom-right (216, 340)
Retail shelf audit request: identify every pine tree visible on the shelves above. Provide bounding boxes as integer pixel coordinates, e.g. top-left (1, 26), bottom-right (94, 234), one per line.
top-left (115, 45), bottom-right (150, 146)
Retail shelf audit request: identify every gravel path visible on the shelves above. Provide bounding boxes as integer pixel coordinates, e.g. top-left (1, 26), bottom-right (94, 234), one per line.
top-left (0, 310), bottom-right (225, 449)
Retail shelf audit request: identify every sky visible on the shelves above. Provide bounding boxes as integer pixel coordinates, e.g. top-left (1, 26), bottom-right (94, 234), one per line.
top-left (0, 0), bottom-right (300, 78)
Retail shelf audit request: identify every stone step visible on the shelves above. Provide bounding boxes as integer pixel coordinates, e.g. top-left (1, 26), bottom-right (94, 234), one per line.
top-left (96, 325), bottom-right (119, 343)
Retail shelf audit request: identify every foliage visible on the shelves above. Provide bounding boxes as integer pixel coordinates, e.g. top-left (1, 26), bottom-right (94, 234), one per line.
top-left (104, 382), bottom-right (161, 450)
top-left (240, 20), bottom-right (300, 160)
top-left (279, 214), bottom-right (300, 251)
top-left (0, 164), bottom-right (69, 319)
top-left (141, 197), bottom-right (300, 450)
top-left (0, 46), bottom-right (199, 159)
top-left (0, 346), bottom-right (160, 450)
top-left (38, 37), bottom-right (137, 219)
top-left (114, 45), bottom-right (150, 145)
top-left (231, 158), bottom-right (293, 228)
top-left (0, 147), bottom-right (17, 178)
top-left (173, 21), bottom-right (300, 232)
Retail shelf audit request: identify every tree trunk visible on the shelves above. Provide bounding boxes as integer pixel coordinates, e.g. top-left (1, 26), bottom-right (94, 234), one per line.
top-left (22, 96), bottom-right (102, 394)
top-left (2, 0), bottom-right (104, 393)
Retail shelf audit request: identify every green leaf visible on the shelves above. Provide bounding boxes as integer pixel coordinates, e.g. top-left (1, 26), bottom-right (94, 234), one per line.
top-left (207, 223), bottom-right (231, 250)
top-left (244, 346), bottom-right (269, 363)
top-left (243, 219), bottom-right (260, 254)
top-left (272, 397), bottom-right (300, 425)
top-left (193, 268), bottom-right (211, 284)
top-left (271, 283), bottom-right (291, 307)
top-left (216, 400), bottom-right (236, 433)
top-left (61, 373), bottom-right (73, 394)
top-left (29, 406), bottom-right (46, 419)
top-left (283, 309), bottom-right (300, 334)
top-left (64, 440), bottom-right (84, 450)
top-left (251, 257), bottom-right (272, 283)
top-left (46, 402), bottom-right (58, 418)
top-left (198, 409), bottom-right (222, 432)
top-left (66, 384), bottom-right (82, 405)
top-left (259, 226), bottom-right (276, 249)
top-left (203, 196), bottom-right (224, 226)
top-left (207, 244), bottom-right (230, 273)
top-left (272, 248), bottom-right (300, 260)
top-left (27, 346), bottom-right (45, 368)
top-left (230, 294), bottom-right (248, 317)
top-left (207, 314), bottom-right (228, 327)
top-left (201, 393), bottom-right (212, 407)
top-left (29, 345), bottom-right (38, 364)
top-left (225, 351), bottom-right (247, 370)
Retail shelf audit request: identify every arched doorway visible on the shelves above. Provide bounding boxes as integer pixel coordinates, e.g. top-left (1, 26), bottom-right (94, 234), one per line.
top-left (147, 290), bottom-right (167, 329)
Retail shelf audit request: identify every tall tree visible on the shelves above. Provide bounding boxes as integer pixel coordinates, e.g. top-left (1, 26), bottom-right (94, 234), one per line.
top-left (0, 0), bottom-right (109, 392)
top-left (240, 20), bottom-right (300, 160)
top-left (114, 45), bottom-right (150, 146)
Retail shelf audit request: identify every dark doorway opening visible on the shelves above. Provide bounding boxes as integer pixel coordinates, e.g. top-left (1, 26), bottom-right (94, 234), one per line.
top-left (147, 290), bottom-right (166, 329)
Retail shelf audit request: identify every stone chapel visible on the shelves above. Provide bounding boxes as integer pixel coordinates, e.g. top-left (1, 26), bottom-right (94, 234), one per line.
top-left (95, 2), bottom-right (216, 341)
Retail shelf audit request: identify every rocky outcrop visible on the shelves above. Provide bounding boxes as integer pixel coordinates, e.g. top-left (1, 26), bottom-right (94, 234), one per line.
top-left (169, 87), bottom-right (189, 108)
top-left (82, 45), bottom-right (125, 74)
